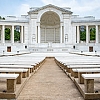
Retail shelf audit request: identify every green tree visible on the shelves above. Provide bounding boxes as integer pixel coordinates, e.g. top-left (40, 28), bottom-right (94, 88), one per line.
top-left (5, 28), bottom-right (20, 41)
top-left (14, 30), bottom-right (20, 41)
top-left (5, 28), bottom-right (10, 40)
top-left (80, 27), bottom-right (96, 41)
top-left (90, 28), bottom-right (95, 40)
top-left (3, 17), bottom-right (5, 20)
top-left (0, 16), bottom-right (5, 20)
top-left (80, 29), bottom-right (86, 41)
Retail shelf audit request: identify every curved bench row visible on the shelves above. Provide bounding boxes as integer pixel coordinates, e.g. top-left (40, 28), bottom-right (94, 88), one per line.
top-left (0, 55), bottom-right (46, 99)
top-left (55, 55), bottom-right (100, 100)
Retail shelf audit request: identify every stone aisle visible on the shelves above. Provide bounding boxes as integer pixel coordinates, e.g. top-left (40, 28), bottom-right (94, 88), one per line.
top-left (17, 58), bottom-right (84, 100)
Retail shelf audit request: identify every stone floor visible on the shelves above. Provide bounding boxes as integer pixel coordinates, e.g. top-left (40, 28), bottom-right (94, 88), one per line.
top-left (17, 58), bottom-right (84, 100)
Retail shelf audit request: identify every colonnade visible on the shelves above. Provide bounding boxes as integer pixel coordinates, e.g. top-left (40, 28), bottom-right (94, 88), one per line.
top-left (0, 25), bottom-right (24, 44)
top-left (76, 25), bottom-right (100, 44)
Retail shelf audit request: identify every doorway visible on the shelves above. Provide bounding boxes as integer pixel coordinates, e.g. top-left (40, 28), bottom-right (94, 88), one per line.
top-left (89, 46), bottom-right (93, 52)
top-left (7, 46), bottom-right (11, 52)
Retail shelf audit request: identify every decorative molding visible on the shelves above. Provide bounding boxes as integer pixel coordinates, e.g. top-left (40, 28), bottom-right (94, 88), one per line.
top-left (40, 11), bottom-right (60, 26)
top-left (28, 4), bottom-right (73, 15)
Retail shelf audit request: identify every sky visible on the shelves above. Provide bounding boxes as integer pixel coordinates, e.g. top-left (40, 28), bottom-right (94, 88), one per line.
top-left (0, 0), bottom-right (100, 19)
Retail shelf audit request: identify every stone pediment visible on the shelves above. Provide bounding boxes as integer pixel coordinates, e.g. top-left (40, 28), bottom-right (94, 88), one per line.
top-left (28, 4), bottom-right (73, 14)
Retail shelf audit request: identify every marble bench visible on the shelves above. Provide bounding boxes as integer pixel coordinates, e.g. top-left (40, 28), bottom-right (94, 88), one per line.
top-left (64, 62), bottom-right (100, 65)
top-left (0, 68), bottom-right (28, 84)
top-left (0, 65), bottom-right (34, 76)
top-left (58, 62), bottom-right (100, 73)
top-left (82, 74), bottom-right (100, 93)
top-left (67, 64), bottom-right (100, 74)
top-left (72, 68), bottom-right (100, 84)
top-left (0, 74), bottom-right (19, 93)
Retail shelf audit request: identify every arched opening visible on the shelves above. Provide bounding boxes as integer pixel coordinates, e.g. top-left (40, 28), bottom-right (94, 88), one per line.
top-left (40, 11), bottom-right (60, 43)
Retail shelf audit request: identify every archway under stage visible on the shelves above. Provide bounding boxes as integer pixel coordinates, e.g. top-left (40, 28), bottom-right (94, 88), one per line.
top-left (40, 11), bottom-right (60, 43)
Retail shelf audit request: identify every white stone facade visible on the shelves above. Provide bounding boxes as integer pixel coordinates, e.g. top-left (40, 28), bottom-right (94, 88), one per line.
top-left (0, 4), bottom-right (100, 53)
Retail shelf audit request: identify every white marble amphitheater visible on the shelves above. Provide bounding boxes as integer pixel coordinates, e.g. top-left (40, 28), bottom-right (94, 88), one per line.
top-left (0, 4), bottom-right (100, 53)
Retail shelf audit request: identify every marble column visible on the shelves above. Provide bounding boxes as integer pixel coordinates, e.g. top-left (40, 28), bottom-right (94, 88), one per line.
top-left (45, 28), bottom-right (46, 42)
top-left (60, 23), bottom-right (63, 43)
top-left (86, 25), bottom-right (89, 43)
top-left (11, 25), bottom-right (14, 43)
top-left (21, 26), bottom-right (23, 43)
top-left (96, 25), bottom-right (98, 43)
top-left (77, 26), bottom-right (80, 43)
top-left (37, 23), bottom-right (40, 43)
top-left (1, 25), bottom-right (5, 44)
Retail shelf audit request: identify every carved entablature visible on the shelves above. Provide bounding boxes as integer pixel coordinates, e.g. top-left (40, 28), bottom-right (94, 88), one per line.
top-left (28, 4), bottom-right (73, 15)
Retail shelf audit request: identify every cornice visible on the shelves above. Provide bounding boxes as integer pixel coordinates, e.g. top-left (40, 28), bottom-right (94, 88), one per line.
top-left (28, 4), bottom-right (73, 15)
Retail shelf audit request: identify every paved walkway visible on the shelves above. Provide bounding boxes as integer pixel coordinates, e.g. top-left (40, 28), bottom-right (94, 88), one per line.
top-left (17, 58), bottom-right (84, 100)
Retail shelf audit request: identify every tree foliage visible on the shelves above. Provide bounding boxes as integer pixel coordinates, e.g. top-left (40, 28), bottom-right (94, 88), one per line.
top-left (90, 28), bottom-right (95, 40)
top-left (0, 16), bottom-right (5, 20)
top-left (5, 28), bottom-right (20, 41)
top-left (80, 27), bottom-right (96, 41)
top-left (14, 30), bottom-right (20, 41)
top-left (5, 28), bottom-right (10, 40)
top-left (80, 29), bottom-right (86, 41)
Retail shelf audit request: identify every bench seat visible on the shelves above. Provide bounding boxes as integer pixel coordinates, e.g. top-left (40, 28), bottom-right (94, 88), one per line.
top-left (0, 74), bottom-right (19, 79)
top-left (0, 68), bottom-right (29, 84)
top-left (73, 68), bottom-right (100, 72)
top-left (0, 65), bottom-right (34, 75)
top-left (0, 65), bottom-right (33, 68)
top-left (82, 74), bottom-right (100, 79)
top-left (0, 68), bottom-right (28, 72)
top-left (72, 68), bottom-right (100, 84)
top-left (67, 65), bottom-right (100, 74)
top-left (82, 74), bottom-right (100, 93)
top-left (0, 74), bottom-right (19, 93)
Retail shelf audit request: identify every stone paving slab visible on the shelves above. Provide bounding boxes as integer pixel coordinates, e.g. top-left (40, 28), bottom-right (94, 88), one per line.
top-left (17, 58), bottom-right (84, 100)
